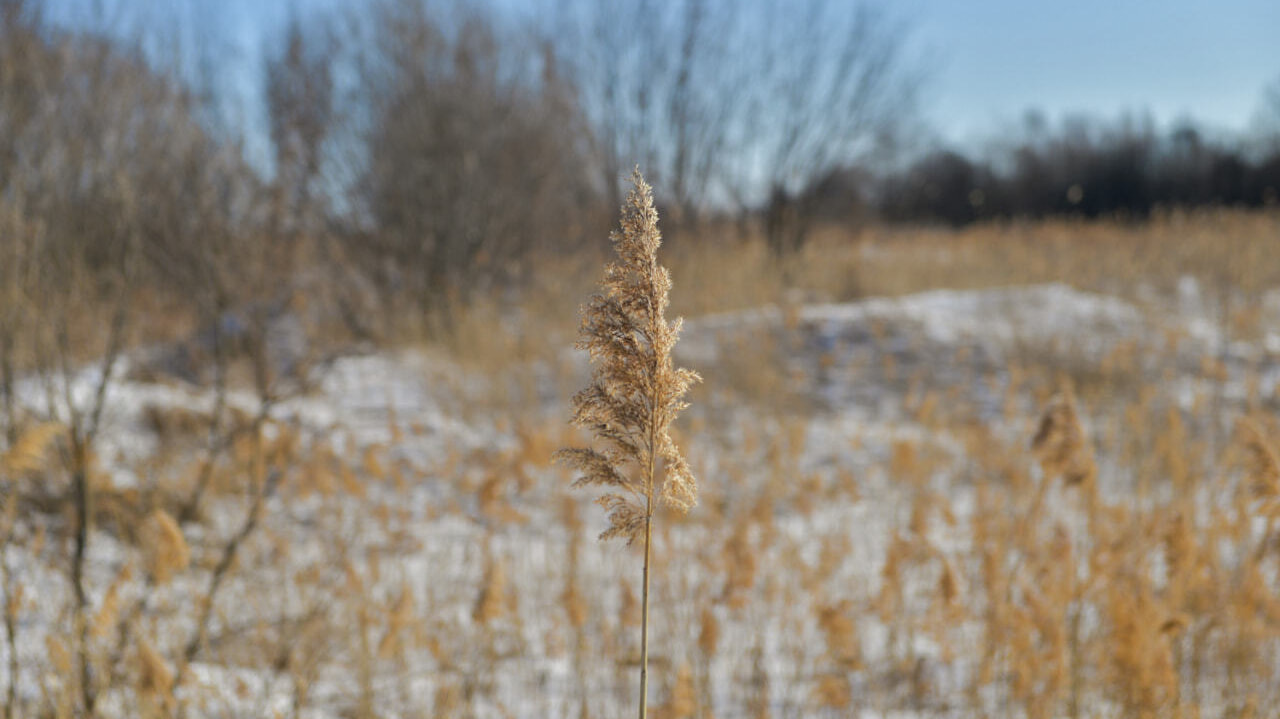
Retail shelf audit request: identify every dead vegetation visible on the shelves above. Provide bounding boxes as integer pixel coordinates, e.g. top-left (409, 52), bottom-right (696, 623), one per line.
top-left (0, 8), bottom-right (1278, 715)
top-left (3, 203), bottom-right (1279, 718)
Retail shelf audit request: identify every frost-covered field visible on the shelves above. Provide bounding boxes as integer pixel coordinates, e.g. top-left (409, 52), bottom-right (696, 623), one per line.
top-left (5, 280), bottom-right (1280, 718)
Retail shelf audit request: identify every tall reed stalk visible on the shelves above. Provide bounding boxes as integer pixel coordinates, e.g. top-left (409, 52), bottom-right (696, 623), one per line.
top-left (557, 169), bottom-right (700, 719)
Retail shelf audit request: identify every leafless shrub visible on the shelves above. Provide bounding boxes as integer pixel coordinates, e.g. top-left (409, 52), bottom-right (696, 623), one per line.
top-left (357, 1), bottom-right (601, 321)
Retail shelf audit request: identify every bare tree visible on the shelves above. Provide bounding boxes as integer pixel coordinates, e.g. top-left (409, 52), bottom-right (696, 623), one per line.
top-left (266, 15), bottom-right (336, 242)
top-left (740, 1), bottom-right (921, 255)
top-left (357, 0), bottom-right (597, 319)
top-left (0, 6), bottom-right (303, 714)
top-left (554, 0), bottom-right (921, 253)
top-left (554, 0), bottom-right (750, 221)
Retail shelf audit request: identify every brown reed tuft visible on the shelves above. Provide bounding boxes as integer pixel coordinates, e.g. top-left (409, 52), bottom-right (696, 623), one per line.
top-left (697, 605), bottom-right (719, 659)
top-left (1031, 384), bottom-right (1096, 486)
top-left (813, 672), bottom-right (852, 710)
top-left (663, 663), bottom-right (697, 719)
top-left (46, 635), bottom-right (72, 675)
top-left (720, 521), bottom-right (757, 608)
top-left (91, 567), bottom-right (130, 638)
top-left (816, 600), bottom-right (862, 669)
top-left (747, 642), bottom-right (771, 719)
top-left (556, 170), bottom-right (701, 540)
top-left (377, 584), bottom-right (417, 660)
top-left (136, 638), bottom-right (174, 699)
top-left (555, 169), bottom-right (700, 719)
top-left (0, 422), bottom-right (63, 476)
top-left (142, 509), bottom-right (190, 585)
top-left (1238, 418), bottom-right (1280, 497)
top-left (563, 574), bottom-right (588, 632)
top-left (472, 552), bottom-right (506, 626)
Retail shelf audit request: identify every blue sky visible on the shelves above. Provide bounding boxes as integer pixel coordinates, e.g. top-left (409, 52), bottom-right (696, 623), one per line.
top-left (900, 0), bottom-right (1280, 141)
top-left (49, 0), bottom-right (1280, 144)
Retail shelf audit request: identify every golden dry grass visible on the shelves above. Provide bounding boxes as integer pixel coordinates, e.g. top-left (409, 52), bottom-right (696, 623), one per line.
top-left (1, 208), bottom-right (1279, 718)
top-left (557, 171), bottom-right (701, 717)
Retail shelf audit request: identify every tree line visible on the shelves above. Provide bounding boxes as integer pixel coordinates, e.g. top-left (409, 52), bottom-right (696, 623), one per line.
top-left (874, 112), bottom-right (1280, 226)
top-left (0, 0), bottom-right (1278, 335)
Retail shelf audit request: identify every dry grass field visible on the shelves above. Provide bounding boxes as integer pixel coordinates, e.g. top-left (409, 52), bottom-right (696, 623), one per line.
top-left (3, 208), bottom-right (1280, 718)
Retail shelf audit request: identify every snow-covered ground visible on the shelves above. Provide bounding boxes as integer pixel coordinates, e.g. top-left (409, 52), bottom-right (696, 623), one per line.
top-left (3, 280), bottom-right (1276, 718)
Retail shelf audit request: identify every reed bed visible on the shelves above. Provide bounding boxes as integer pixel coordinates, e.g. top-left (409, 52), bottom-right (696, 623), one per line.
top-left (0, 209), bottom-right (1278, 717)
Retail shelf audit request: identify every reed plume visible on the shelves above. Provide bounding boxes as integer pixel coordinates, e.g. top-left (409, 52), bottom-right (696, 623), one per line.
top-left (136, 638), bottom-right (174, 699)
top-left (1031, 384), bottom-right (1096, 487)
top-left (142, 510), bottom-right (190, 585)
top-left (0, 422), bottom-right (63, 476)
top-left (556, 169), bottom-right (700, 719)
top-left (1238, 418), bottom-right (1280, 497)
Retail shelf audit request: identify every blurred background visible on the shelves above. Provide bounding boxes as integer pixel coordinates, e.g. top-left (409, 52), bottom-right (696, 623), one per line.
top-left (3, 1), bottom-right (1280, 718)
top-left (8, 0), bottom-right (1279, 309)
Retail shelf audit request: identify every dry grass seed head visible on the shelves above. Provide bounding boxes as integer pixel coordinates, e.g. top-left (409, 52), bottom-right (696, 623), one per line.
top-left (1106, 579), bottom-right (1178, 716)
top-left (698, 604), bottom-right (719, 658)
top-left (748, 652), bottom-right (772, 719)
top-left (619, 578), bottom-right (639, 628)
top-left (1, 421), bottom-right (63, 476)
top-left (555, 169), bottom-right (701, 543)
top-left (720, 522), bottom-right (757, 607)
top-left (1163, 510), bottom-right (1197, 596)
top-left (378, 584), bottom-right (418, 659)
top-left (143, 509), bottom-right (190, 584)
top-left (813, 672), bottom-right (852, 710)
top-left (136, 638), bottom-right (174, 699)
top-left (46, 635), bottom-right (72, 675)
top-left (562, 576), bottom-right (588, 631)
top-left (92, 565), bottom-right (131, 637)
top-left (939, 559), bottom-right (959, 606)
top-left (473, 553), bottom-right (507, 626)
top-left (1238, 418), bottom-right (1280, 497)
top-left (1031, 384), bottom-right (1096, 486)
top-left (661, 662), bottom-right (697, 719)
top-left (816, 600), bottom-right (862, 669)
